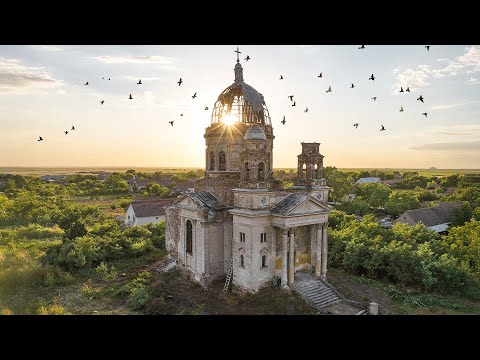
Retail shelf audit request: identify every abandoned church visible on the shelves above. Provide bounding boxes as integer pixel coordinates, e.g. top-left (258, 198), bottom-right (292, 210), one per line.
top-left (165, 53), bottom-right (332, 292)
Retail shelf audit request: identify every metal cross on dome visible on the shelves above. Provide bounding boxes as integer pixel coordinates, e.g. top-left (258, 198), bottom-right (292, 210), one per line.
top-left (235, 46), bottom-right (241, 62)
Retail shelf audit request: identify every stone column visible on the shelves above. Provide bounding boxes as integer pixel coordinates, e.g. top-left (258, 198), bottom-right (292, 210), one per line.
top-left (321, 222), bottom-right (328, 280)
top-left (288, 227), bottom-right (295, 285)
top-left (297, 160), bottom-right (303, 182)
top-left (310, 225), bottom-right (316, 272)
top-left (271, 227), bottom-right (277, 276)
top-left (316, 223), bottom-right (323, 277)
top-left (307, 163), bottom-right (313, 180)
top-left (281, 228), bottom-right (288, 288)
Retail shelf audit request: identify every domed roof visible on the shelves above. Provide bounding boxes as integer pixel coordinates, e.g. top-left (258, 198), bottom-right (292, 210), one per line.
top-left (211, 59), bottom-right (272, 126)
top-left (244, 125), bottom-right (266, 141)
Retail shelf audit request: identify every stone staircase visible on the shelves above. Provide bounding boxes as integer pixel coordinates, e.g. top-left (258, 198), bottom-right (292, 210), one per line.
top-left (291, 274), bottom-right (342, 309)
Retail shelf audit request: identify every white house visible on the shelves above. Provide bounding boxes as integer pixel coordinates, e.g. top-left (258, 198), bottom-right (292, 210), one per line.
top-left (124, 198), bottom-right (175, 226)
top-left (356, 177), bottom-right (381, 185)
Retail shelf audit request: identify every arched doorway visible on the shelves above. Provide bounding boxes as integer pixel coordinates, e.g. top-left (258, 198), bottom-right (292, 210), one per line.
top-left (186, 220), bottom-right (193, 254)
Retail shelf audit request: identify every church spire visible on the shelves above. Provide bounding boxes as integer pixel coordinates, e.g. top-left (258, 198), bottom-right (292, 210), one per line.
top-left (234, 46), bottom-right (244, 83)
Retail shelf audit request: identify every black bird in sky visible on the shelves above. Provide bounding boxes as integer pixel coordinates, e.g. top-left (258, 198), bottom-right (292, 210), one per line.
top-left (281, 116), bottom-right (286, 125)
top-left (350, 83), bottom-right (354, 88)
top-left (205, 106), bottom-right (209, 110)
top-left (406, 87), bottom-right (410, 92)
top-left (64, 131), bottom-right (69, 135)
top-left (326, 85), bottom-right (332, 93)
top-left (244, 55), bottom-right (250, 61)
top-left (288, 95), bottom-right (294, 102)
top-left (169, 121), bottom-right (174, 127)
top-left (38, 136), bottom-right (44, 142)
top-left (400, 86), bottom-right (404, 93)
top-left (71, 126), bottom-right (75, 130)
top-left (304, 107), bottom-right (309, 113)
top-left (400, 106), bottom-right (404, 112)
top-left (280, 75), bottom-right (284, 80)
top-left (372, 97), bottom-right (377, 101)
top-left (318, 72), bottom-right (322, 78)
top-left (292, 101), bottom-right (296, 107)
top-left (359, 45), bottom-right (365, 49)
top-left (422, 112), bottom-right (428, 117)
top-left (102, 77), bottom-right (104, 79)
top-left (177, 78), bottom-right (183, 86)
top-left (380, 125), bottom-right (386, 131)
top-left (129, 94), bottom-right (133, 100)
top-left (353, 123), bottom-right (359, 129)
top-left (84, 81), bottom-right (89, 85)
top-left (369, 74), bottom-right (375, 81)
top-left (100, 100), bottom-right (104, 105)
top-left (425, 45), bottom-right (430, 51)
top-left (417, 95), bottom-right (424, 103)
top-left (108, 78), bottom-right (111, 80)
top-left (192, 92), bottom-right (197, 99)
top-left (180, 114), bottom-right (184, 117)
top-left (137, 79), bottom-right (142, 85)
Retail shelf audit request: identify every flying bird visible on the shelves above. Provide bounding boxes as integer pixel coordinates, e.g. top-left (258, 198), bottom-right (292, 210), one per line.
top-left (318, 73), bottom-right (322, 78)
top-left (353, 123), bottom-right (359, 129)
top-left (417, 95), bottom-right (424, 103)
top-left (108, 78), bottom-right (111, 80)
top-left (288, 95), bottom-right (294, 102)
top-left (244, 55), bottom-right (250, 61)
top-left (400, 106), bottom-right (404, 112)
top-left (350, 83), bottom-right (354, 88)
top-left (102, 77), bottom-right (104, 79)
top-left (292, 101), bottom-right (296, 107)
top-left (84, 82), bottom-right (89, 85)
top-left (64, 131), bottom-right (69, 135)
top-left (281, 116), bottom-right (286, 125)
top-left (359, 45), bottom-right (365, 49)
top-left (326, 85), bottom-right (332, 93)
top-left (425, 45), bottom-right (430, 51)
top-left (169, 121), bottom-right (174, 127)
top-left (71, 126), bottom-right (75, 130)
top-left (369, 74), bottom-right (375, 81)
top-left (180, 114), bottom-right (184, 117)
top-left (422, 112), bottom-right (428, 117)
top-left (380, 125), bottom-right (386, 131)
top-left (137, 79), bottom-right (142, 85)
top-left (177, 78), bottom-right (183, 86)
top-left (406, 87), bottom-right (410, 92)
top-left (205, 106), bottom-right (209, 110)
top-left (192, 92), bottom-right (197, 99)
top-left (100, 100), bottom-right (104, 105)
top-left (304, 107), bottom-right (308, 113)
top-left (400, 87), bottom-right (404, 93)
top-left (129, 94), bottom-right (133, 100)
top-left (37, 136), bottom-right (44, 142)
top-left (372, 97), bottom-right (377, 101)
top-left (280, 75), bottom-right (284, 80)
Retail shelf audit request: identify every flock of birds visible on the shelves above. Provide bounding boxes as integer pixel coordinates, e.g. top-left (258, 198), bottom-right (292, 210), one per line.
top-left (36, 45), bottom-right (432, 141)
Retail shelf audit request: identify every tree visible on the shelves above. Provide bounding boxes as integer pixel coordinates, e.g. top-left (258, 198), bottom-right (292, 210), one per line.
top-left (385, 191), bottom-right (421, 217)
top-left (338, 197), bottom-right (371, 216)
top-left (357, 183), bottom-right (391, 208)
top-left (473, 207), bottom-right (480, 221)
top-left (451, 203), bottom-right (473, 227)
top-left (145, 183), bottom-right (168, 197)
top-left (323, 166), bottom-right (354, 203)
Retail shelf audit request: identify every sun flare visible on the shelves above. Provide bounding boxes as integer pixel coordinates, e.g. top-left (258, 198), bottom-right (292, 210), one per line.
top-left (222, 115), bottom-right (235, 126)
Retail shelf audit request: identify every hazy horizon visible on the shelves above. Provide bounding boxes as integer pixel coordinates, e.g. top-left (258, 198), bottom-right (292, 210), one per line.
top-left (1, 45), bottom-right (480, 168)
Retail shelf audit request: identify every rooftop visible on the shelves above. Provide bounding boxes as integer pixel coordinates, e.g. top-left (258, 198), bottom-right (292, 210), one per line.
top-left (130, 198), bottom-right (176, 217)
top-left (401, 202), bottom-right (463, 227)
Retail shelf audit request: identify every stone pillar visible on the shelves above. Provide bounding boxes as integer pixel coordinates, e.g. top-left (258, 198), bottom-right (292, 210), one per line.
top-left (318, 161), bottom-right (323, 179)
top-left (281, 228), bottom-right (288, 288)
top-left (321, 222), bottom-right (328, 280)
top-left (271, 228), bottom-right (277, 276)
top-left (288, 228), bottom-right (295, 285)
top-left (316, 223), bottom-right (323, 277)
top-left (310, 225), bottom-right (316, 272)
top-left (369, 302), bottom-right (379, 315)
top-left (307, 163), bottom-right (313, 180)
top-left (297, 160), bottom-right (303, 182)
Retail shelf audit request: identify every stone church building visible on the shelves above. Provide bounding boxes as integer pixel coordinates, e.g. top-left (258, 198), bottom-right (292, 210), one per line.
top-left (165, 54), bottom-right (331, 292)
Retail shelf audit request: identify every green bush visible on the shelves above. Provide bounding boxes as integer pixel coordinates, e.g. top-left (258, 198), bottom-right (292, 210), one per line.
top-left (95, 262), bottom-right (117, 282)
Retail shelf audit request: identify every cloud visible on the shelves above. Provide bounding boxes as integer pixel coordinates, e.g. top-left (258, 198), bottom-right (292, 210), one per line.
top-left (466, 77), bottom-right (480, 85)
top-left (429, 124), bottom-right (480, 136)
top-left (93, 55), bottom-right (175, 65)
top-left (0, 57), bottom-right (63, 93)
top-left (122, 75), bottom-right (164, 81)
top-left (33, 45), bottom-right (64, 52)
top-left (431, 100), bottom-right (479, 110)
top-left (411, 140), bottom-right (480, 152)
top-left (394, 45), bottom-right (480, 92)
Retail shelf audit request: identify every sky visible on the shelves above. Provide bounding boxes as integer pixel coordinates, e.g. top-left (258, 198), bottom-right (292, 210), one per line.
top-left (0, 44), bottom-right (479, 169)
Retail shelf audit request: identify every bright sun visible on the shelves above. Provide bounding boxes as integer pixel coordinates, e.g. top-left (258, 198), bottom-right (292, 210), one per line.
top-left (222, 115), bottom-right (235, 126)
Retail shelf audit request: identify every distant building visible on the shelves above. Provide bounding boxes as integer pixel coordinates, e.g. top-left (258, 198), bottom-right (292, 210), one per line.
top-left (394, 202), bottom-right (463, 233)
top-left (393, 171), bottom-right (402, 179)
top-left (39, 175), bottom-right (67, 182)
top-left (97, 172), bottom-right (111, 181)
top-left (356, 177), bottom-right (381, 185)
top-left (125, 198), bottom-right (176, 226)
top-left (173, 180), bottom-right (196, 194)
top-left (383, 179), bottom-right (402, 187)
top-left (343, 193), bottom-right (356, 202)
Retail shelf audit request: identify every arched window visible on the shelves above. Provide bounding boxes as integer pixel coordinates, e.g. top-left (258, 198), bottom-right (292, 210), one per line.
top-left (261, 255), bottom-right (267, 268)
top-left (186, 220), bottom-right (193, 254)
top-left (245, 162), bottom-right (250, 179)
top-left (210, 152), bottom-right (215, 170)
top-left (240, 254), bottom-right (244, 268)
top-left (314, 163), bottom-right (318, 179)
top-left (218, 151), bottom-right (226, 171)
top-left (258, 162), bottom-right (265, 181)
top-left (260, 247), bottom-right (269, 269)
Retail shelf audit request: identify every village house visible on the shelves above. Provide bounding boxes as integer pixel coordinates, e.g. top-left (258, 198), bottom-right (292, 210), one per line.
top-left (124, 198), bottom-right (175, 226)
top-left (394, 202), bottom-right (463, 233)
top-left (356, 177), bottom-right (381, 185)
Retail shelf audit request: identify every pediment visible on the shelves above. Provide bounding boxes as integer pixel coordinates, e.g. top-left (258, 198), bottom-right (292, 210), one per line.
top-left (174, 196), bottom-right (202, 209)
top-left (289, 198), bottom-right (330, 215)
